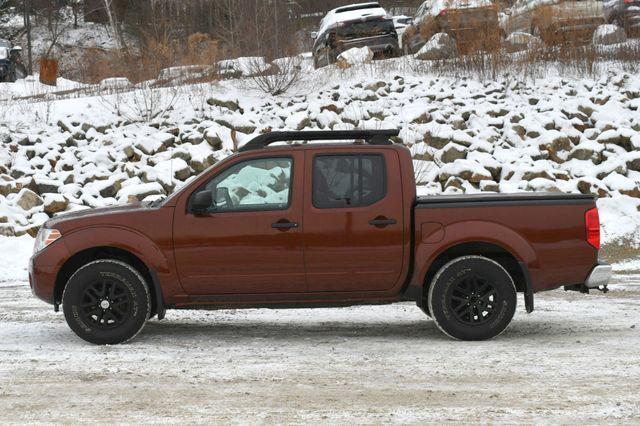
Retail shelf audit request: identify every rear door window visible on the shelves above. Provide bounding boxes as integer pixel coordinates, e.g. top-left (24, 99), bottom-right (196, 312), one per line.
top-left (313, 154), bottom-right (386, 209)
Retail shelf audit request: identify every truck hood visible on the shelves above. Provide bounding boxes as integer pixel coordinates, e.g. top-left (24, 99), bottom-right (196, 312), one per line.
top-left (45, 202), bottom-right (155, 230)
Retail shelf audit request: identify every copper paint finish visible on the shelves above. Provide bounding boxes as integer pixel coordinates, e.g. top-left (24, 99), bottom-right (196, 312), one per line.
top-left (30, 144), bottom-right (598, 309)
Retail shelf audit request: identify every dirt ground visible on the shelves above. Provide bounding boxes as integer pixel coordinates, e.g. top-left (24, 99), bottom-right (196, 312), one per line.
top-left (1, 271), bottom-right (639, 424)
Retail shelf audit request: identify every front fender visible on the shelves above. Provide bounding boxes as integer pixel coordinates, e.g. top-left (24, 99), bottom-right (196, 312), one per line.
top-left (62, 225), bottom-right (172, 274)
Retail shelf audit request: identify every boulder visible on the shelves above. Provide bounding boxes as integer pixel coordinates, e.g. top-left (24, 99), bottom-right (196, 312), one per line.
top-left (568, 147), bottom-right (597, 161)
top-left (479, 180), bottom-right (500, 192)
top-left (98, 180), bottom-right (123, 198)
top-left (592, 24), bottom-right (626, 46)
top-left (205, 131), bottom-right (223, 150)
top-left (415, 33), bottom-right (457, 61)
top-left (33, 177), bottom-right (61, 194)
top-left (0, 176), bottom-right (19, 196)
top-left (117, 182), bottom-right (165, 204)
top-left (597, 129), bottom-right (631, 151)
top-left (336, 46), bottom-right (374, 68)
top-left (135, 138), bottom-right (164, 155)
top-left (504, 32), bottom-right (542, 52)
top-left (206, 98), bottom-right (241, 112)
top-left (439, 143), bottom-right (467, 163)
top-left (190, 155), bottom-right (215, 173)
top-left (43, 194), bottom-right (69, 215)
top-left (15, 188), bottom-right (44, 210)
top-left (424, 132), bottom-right (450, 149)
top-left (577, 180), bottom-right (609, 198)
top-left (522, 170), bottom-right (554, 181)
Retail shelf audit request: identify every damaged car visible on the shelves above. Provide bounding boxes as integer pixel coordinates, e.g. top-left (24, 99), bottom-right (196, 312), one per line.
top-left (403, 0), bottom-right (502, 55)
top-left (0, 39), bottom-right (26, 83)
top-left (312, 2), bottom-right (400, 68)
top-left (501, 0), bottom-right (606, 44)
top-left (605, 0), bottom-right (640, 36)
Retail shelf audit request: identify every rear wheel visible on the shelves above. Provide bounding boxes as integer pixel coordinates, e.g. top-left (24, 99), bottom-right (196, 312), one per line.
top-left (427, 256), bottom-right (517, 341)
top-left (62, 259), bottom-right (151, 345)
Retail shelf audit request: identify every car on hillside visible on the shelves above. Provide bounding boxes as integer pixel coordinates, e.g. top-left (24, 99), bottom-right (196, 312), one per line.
top-left (311, 2), bottom-right (400, 68)
top-left (501, 0), bottom-right (606, 43)
top-left (29, 129), bottom-right (611, 345)
top-left (604, 0), bottom-right (640, 36)
top-left (0, 38), bottom-right (25, 83)
top-left (402, 0), bottom-right (502, 55)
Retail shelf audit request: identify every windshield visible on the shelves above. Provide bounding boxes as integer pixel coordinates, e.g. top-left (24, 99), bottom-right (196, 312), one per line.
top-left (0, 48), bottom-right (9, 60)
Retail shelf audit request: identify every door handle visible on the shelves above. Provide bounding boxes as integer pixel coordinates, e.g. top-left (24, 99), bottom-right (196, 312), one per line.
top-left (369, 217), bottom-right (397, 227)
top-left (272, 220), bottom-right (299, 230)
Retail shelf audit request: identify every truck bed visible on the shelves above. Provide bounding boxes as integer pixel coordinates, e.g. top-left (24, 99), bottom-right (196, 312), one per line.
top-left (412, 192), bottom-right (597, 294)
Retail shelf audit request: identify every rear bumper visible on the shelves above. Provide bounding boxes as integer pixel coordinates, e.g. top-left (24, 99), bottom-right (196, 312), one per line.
top-left (585, 263), bottom-right (612, 288)
top-left (337, 36), bottom-right (400, 55)
top-left (546, 19), bottom-right (605, 36)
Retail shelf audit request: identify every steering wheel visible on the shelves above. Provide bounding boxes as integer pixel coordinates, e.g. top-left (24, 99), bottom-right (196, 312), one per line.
top-left (218, 187), bottom-right (233, 209)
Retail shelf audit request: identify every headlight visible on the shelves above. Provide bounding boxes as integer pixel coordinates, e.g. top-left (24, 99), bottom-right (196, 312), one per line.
top-left (33, 228), bottom-right (62, 254)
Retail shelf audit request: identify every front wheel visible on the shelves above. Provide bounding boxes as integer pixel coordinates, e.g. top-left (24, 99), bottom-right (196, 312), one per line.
top-left (427, 256), bottom-right (517, 341)
top-left (62, 259), bottom-right (151, 345)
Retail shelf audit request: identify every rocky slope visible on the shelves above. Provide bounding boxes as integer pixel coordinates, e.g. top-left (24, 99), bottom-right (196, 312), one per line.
top-left (0, 68), bottom-right (639, 242)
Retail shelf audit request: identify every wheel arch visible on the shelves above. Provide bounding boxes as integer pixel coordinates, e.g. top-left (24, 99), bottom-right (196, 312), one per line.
top-left (421, 241), bottom-right (527, 302)
top-left (54, 246), bottom-right (165, 319)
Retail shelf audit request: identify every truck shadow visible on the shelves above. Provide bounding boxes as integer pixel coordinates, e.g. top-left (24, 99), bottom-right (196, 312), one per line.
top-left (135, 317), bottom-right (596, 343)
top-left (139, 319), bottom-right (444, 341)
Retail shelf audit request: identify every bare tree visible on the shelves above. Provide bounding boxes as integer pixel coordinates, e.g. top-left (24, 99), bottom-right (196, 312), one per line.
top-left (39, 4), bottom-right (69, 59)
top-left (248, 56), bottom-right (303, 96)
top-left (70, 0), bottom-right (81, 28)
top-left (101, 0), bottom-right (127, 51)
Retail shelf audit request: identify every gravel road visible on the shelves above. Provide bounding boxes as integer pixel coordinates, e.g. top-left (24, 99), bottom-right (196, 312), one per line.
top-left (1, 274), bottom-right (639, 424)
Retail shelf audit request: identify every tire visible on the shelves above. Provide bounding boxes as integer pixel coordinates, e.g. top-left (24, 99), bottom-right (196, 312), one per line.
top-left (14, 64), bottom-right (26, 80)
top-left (62, 259), bottom-right (151, 345)
top-left (427, 255), bottom-right (517, 341)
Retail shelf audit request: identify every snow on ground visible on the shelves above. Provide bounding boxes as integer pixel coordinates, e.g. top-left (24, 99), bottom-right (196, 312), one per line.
top-left (0, 235), bottom-right (33, 283)
top-left (0, 241), bottom-right (639, 422)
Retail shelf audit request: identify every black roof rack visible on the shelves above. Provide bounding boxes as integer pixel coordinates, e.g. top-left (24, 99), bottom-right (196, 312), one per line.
top-left (238, 129), bottom-right (400, 152)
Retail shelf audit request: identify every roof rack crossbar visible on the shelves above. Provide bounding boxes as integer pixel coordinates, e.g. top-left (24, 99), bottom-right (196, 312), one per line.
top-left (238, 129), bottom-right (400, 152)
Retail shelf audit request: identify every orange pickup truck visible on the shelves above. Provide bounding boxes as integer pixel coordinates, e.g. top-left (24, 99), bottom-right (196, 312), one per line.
top-left (29, 130), bottom-right (611, 344)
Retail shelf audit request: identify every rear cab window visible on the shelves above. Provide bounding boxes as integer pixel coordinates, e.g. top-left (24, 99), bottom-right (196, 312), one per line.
top-left (313, 154), bottom-right (386, 209)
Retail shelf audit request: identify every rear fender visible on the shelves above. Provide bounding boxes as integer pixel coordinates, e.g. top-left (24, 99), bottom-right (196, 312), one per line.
top-left (413, 220), bottom-right (539, 289)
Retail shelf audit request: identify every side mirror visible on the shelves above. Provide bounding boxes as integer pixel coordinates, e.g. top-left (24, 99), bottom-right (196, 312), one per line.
top-left (310, 31), bottom-right (318, 40)
top-left (192, 190), bottom-right (213, 214)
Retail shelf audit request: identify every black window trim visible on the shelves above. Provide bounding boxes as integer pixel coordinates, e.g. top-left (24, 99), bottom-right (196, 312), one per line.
top-left (312, 152), bottom-right (387, 210)
top-left (187, 155), bottom-right (295, 214)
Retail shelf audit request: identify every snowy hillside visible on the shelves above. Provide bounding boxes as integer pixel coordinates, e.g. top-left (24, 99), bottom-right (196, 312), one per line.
top-left (1, 63), bottom-right (640, 244)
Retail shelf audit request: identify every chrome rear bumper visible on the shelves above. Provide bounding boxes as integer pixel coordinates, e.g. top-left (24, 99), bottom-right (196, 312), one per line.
top-left (585, 263), bottom-right (612, 289)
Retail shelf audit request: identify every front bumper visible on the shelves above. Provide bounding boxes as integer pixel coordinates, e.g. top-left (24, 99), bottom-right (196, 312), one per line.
top-left (585, 263), bottom-right (612, 289)
top-left (29, 241), bottom-right (70, 305)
